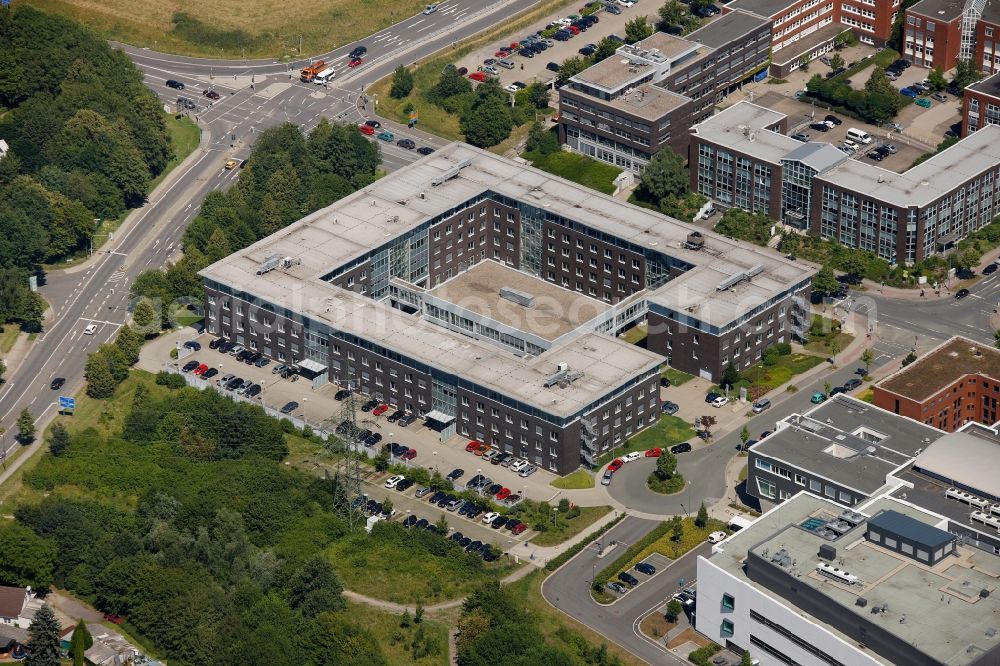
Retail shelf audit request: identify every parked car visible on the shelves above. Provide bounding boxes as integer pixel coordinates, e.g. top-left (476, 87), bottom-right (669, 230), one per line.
top-left (482, 511), bottom-right (500, 524)
top-left (915, 97), bottom-right (932, 108)
top-left (518, 464), bottom-right (537, 477)
top-left (824, 114), bottom-right (842, 126)
top-left (810, 392), bottom-right (827, 404)
top-left (708, 530), bottom-right (728, 544)
top-left (622, 451), bottom-right (642, 463)
top-left (166, 79), bottom-right (184, 89)
top-left (661, 400), bottom-right (679, 415)
top-left (384, 475), bottom-right (405, 489)
top-left (705, 391), bottom-right (721, 403)
top-left (601, 471), bottom-right (613, 486)
top-left (635, 562), bottom-right (656, 575)
top-left (447, 468), bottom-right (464, 481)
top-left (618, 572), bottom-right (640, 586)
top-left (844, 378), bottom-right (862, 390)
top-left (182, 360), bottom-right (200, 372)
top-left (608, 582), bottom-right (628, 594)
top-left (670, 443), bottom-right (692, 454)
top-left (608, 459), bottom-right (624, 472)
top-left (752, 398), bottom-right (771, 413)
top-left (809, 122), bottom-right (830, 132)
top-left (956, 288), bottom-right (970, 299)
top-left (645, 448), bottom-right (663, 457)
top-left (711, 395), bottom-right (729, 408)
top-left (791, 132), bottom-right (809, 142)
top-left (280, 401), bottom-right (299, 414)
top-left (372, 403), bottom-right (390, 416)
top-left (469, 71), bottom-right (487, 81)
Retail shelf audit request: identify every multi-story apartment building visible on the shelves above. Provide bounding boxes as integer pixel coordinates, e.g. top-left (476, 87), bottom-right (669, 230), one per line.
top-left (558, 12), bottom-right (772, 172)
top-left (201, 143), bottom-right (813, 472)
top-left (904, 0), bottom-right (1000, 70)
top-left (873, 336), bottom-right (1000, 431)
top-left (962, 70), bottom-right (1000, 134)
top-left (691, 101), bottom-right (1000, 264)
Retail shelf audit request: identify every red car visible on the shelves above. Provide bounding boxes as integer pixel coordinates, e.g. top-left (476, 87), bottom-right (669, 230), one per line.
top-left (495, 49), bottom-right (508, 57)
top-left (495, 487), bottom-right (511, 501)
top-left (608, 459), bottom-right (624, 473)
top-left (348, 58), bottom-right (363, 68)
top-left (645, 448), bottom-right (663, 457)
top-left (193, 364), bottom-right (208, 375)
top-left (468, 71), bottom-right (486, 82)
top-left (512, 522), bottom-right (527, 535)
top-left (372, 404), bottom-right (389, 416)
top-left (466, 440), bottom-right (481, 452)
top-left (402, 448), bottom-right (417, 460)
top-left (359, 123), bottom-right (375, 135)
top-left (568, 25), bottom-right (580, 35)
top-left (103, 613), bottom-right (125, 625)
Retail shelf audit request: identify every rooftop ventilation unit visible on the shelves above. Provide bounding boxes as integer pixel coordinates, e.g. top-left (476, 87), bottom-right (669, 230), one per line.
top-left (282, 256), bottom-right (301, 269)
top-left (256, 254), bottom-right (281, 275)
top-left (716, 264), bottom-right (764, 291)
top-left (544, 364), bottom-right (584, 387)
top-left (431, 158), bottom-right (473, 186)
top-left (684, 231), bottom-right (705, 250)
top-left (816, 562), bottom-right (859, 585)
top-left (818, 543), bottom-right (837, 561)
top-left (500, 286), bottom-right (535, 307)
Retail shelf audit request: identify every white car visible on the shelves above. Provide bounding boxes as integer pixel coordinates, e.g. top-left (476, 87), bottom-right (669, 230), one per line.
top-left (708, 530), bottom-right (728, 544)
top-left (711, 396), bottom-right (729, 408)
top-left (482, 511), bottom-right (500, 524)
top-left (384, 474), bottom-right (406, 489)
top-left (622, 451), bottom-right (642, 463)
top-left (83, 323), bottom-right (97, 335)
top-left (504, 83), bottom-right (520, 93)
top-left (556, 17), bottom-right (573, 25)
top-left (619, 0), bottom-right (636, 6)
top-left (423, 3), bottom-right (439, 13)
top-left (510, 459), bottom-right (528, 472)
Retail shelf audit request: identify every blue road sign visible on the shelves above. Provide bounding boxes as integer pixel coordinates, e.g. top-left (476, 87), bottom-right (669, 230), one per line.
top-left (59, 396), bottom-right (76, 411)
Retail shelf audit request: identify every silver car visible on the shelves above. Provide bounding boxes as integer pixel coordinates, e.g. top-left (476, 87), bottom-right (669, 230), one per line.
top-left (518, 464), bottom-right (537, 478)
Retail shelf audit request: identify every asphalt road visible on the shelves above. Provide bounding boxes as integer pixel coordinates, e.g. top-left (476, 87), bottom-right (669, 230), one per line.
top-left (541, 515), bottom-right (707, 665)
top-left (0, 0), bottom-right (543, 461)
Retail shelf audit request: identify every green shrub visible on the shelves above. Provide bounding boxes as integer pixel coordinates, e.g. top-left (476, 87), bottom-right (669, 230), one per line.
top-left (155, 372), bottom-right (187, 389)
top-left (545, 513), bottom-right (626, 571)
top-left (689, 643), bottom-right (722, 666)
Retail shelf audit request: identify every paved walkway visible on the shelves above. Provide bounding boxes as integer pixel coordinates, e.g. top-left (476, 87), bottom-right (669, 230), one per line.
top-left (860, 244), bottom-right (1000, 301)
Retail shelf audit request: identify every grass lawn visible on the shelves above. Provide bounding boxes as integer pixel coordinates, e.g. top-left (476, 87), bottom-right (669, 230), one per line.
top-left (647, 474), bottom-right (685, 495)
top-left (738, 463), bottom-right (748, 483)
top-left (171, 303), bottom-right (204, 328)
top-left (549, 469), bottom-right (594, 490)
top-left (31, 0), bottom-right (442, 58)
top-left (151, 114), bottom-right (202, 190)
top-left (621, 324), bottom-right (648, 346)
top-left (858, 387), bottom-right (874, 403)
top-left (595, 415), bottom-right (695, 467)
top-left (522, 150), bottom-right (621, 195)
top-left (508, 572), bottom-right (647, 666)
top-left (604, 517), bottom-right (725, 584)
top-left (662, 367), bottom-right (693, 386)
top-left (714, 352), bottom-right (826, 400)
top-left (0, 326), bottom-right (21, 354)
top-left (325, 524), bottom-right (520, 604)
top-left (368, 0), bottom-right (578, 139)
top-left (346, 601), bottom-right (450, 665)
top-left (528, 505), bottom-right (611, 547)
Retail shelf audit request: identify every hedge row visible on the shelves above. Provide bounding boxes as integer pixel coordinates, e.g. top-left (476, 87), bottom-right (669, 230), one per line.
top-left (594, 520), bottom-right (671, 585)
top-left (544, 512), bottom-right (626, 571)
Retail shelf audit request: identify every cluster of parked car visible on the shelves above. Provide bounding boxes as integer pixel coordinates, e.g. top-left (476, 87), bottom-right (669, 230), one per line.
top-left (464, 441), bottom-right (538, 477)
top-left (608, 560), bottom-right (660, 595)
top-left (601, 447), bottom-right (690, 485)
top-left (866, 143), bottom-right (898, 162)
top-left (357, 120), bottom-right (435, 154)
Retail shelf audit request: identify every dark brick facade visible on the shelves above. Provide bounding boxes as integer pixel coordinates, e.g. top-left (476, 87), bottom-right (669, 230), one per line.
top-left (428, 201), bottom-right (521, 286)
top-left (540, 220), bottom-right (647, 304)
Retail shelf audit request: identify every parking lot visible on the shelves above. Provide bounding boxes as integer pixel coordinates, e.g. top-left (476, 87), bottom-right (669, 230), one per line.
top-left (140, 330), bottom-right (563, 501)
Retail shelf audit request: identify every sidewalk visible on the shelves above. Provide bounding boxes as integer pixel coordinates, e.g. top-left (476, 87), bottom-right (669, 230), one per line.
top-left (859, 244), bottom-right (1000, 301)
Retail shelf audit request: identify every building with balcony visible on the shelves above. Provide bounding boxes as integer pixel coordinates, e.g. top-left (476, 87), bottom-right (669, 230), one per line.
top-left (200, 143), bottom-right (813, 473)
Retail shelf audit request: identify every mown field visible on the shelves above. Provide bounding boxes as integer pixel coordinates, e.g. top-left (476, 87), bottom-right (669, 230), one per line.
top-left (26, 0), bottom-right (430, 58)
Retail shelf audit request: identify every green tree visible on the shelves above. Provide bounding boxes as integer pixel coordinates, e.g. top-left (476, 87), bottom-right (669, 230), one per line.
top-left (655, 451), bottom-right (678, 480)
top-left (658, 0), bottom-right (686, 28)
top-left (17, 407), bottom-right (35, 443)
top-left (527, 81), bottom-right (550, 109)
top-left (830, 339), bottom-right (842, 362)
top-left (0, 522), bottom-right (55, 589)
top-left (84, 350), bottom-right (117, 399)
top-left (26, 604), bottom-right (61, 666)
top-left (995, 330), bottom-right (1000, 350)
top-left (864, 67), bottom-right (897, 101)
top-left (952, 58), bottom-right (984, 89)
top-left (415, 603), bottom-right (425, 624)
top-left (928, 65), bottom-right (947, 91)
top-left (696, 502), bottom-right (709, 528)
top-left (132, 297), bottom-right (157, 335)
top-left (49, 422), bottom-right (70, 457)
top-left (0, 358), bottom-right (6, 383)
top-left (665, 599), bottom-right (683, 622)
top-left (432, 65), bottom-right (473, 101)
top-left (374, 451), bottom-right (390, 472)
top-left (798, 54), bottom-right (810, 71)
top-left (861, 348), bottom-right (874, 374)
top-left (739, 426), bottom-right (750, 452)
top-left (625, 16), bottom-right (654, 44)
top-left (741, 650), bottom-right (754, 666)
top-left (671, 516), bottom-right (684, 542)
top-left (714, 209), bottom-right (773, 245)
top-left (114, 324), bottom-right (142, 365)
top-left (720, 363), bottom-right (740, 390)
top-left (526, 122), bottom-right (559, 156)
top-left (593, 37), bottom-right (620, 63)
top-left (636, 149), bottom-right (688, 204)
top-left (829, 53), bottom-right (845, 71)
top-left (288, 555), bottom-right (346, 618)
top-left (390, 65), bottom-right (415, 99)
top-left (435, 513), bottom-right (449, 533)
top-left (824, 380), bottom-right (832, 396)
top-left (902, 351), bottom-right (918, 367)
top-left (812, 265), bottom-right (840, 295)
top-left (70, 620), bottom-right (93, 666)
top-left (204, 228), bottom-right (232, 263)
top-left (556, 56), bottom-right (590, 86)
top-left (463, 98), bottom-right (513, 148)
top-left (382, 496), bottom-right (393, 515)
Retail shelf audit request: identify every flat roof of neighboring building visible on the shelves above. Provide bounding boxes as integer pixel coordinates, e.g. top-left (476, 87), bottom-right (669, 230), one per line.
top-left (202, 143), bottom-right (811, 412)
top-left (907, 0), bottom-right (966, 20)
top-left (814, 124), bottom-right (1000, 207)
top-left (913, 425), bottom-right (1000, 499)
top-left (877, 336), bottom-right (1000, 402)
top-left (571, 32), bottom-right (702, 92)
top-left (580, 79), bottom-right (693, 120)
top-left (685, 9), bottom-right (772, 49)
top-left (968, 71), bottom-right (1000, 99)
top-left (771, 23), bottom-right (850, 65)
top-left (753, 395), bottom-right (945, 494)
top-left (725, 0), bottom-right (797, 18)
top-left (784, 140), bottom-right (849, 172)
top-left (692, 101), bottom-right (803, 164)
top-left (426, 260), bottom-right (610, 341)
top-left (712, 492), bottom-right (1000, 666)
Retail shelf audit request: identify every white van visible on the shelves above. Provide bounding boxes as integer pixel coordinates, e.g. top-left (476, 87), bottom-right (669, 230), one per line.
top-left (846, 127), bottom-right (872, 144)
top-left (313, 67), bottom-right (336, 84)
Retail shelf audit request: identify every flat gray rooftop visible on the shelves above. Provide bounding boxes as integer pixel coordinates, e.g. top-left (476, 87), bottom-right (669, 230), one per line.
top-left (968, 71), bottom-right (1000, 100)
top-left (725, 0), bottom-right (798, 18)
top-left (692, 101), bottom-right (799, 165)
top-left (914, 425), bottom-right (1000, 499)
top-left (685, 9), bottom-right (772, 49)
top-left (908, 0), bottom-right (966, 20)
top-left (427, 260), bottom-right (610, 341)
top-left (755, 395), bottom-right (945, 495)
top-left (713, 493), bottom-right (1000, 666)
top-left (818, 124), bottom-right (1000, 207)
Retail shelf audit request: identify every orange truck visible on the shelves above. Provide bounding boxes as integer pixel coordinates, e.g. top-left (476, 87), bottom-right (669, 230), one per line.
top-left (299, 60), bottom-right (327, 83)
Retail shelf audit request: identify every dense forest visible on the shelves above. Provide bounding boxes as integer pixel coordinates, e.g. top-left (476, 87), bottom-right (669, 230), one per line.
top-left (0, 6), bottom-right (174, 328)
top-left (131, 119), bottom-right (381, 317)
